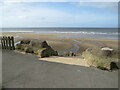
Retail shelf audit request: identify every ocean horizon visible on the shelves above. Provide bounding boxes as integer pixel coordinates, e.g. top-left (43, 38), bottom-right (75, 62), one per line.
top-left (0, 28), bottom-right (119, 39)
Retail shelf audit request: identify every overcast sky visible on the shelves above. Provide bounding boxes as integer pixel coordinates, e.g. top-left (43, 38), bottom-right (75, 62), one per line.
top-left (0, 1), bottom-right (118, 28)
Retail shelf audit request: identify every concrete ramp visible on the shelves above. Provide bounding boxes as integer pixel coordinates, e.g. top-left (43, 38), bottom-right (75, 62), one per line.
top-left (2, 50), bottom-right (118, 88)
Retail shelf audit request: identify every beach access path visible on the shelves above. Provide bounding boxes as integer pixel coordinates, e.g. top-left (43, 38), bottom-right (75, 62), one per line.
top-left (2, 50), bottom-right (118, 88)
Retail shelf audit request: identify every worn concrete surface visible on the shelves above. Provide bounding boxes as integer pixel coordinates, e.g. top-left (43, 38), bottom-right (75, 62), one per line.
top-left (2, 50), bottom-right (118, 88)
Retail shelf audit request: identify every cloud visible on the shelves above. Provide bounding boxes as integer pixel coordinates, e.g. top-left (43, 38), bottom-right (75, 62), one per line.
top-left (2, 0), bottom-right (120, 2)
top-left (2, 5), bottom-right (117, 27)
top-left (75, 2), bottom-right (118, 8)
top-left (1, 3), bottom-right (74, 27)
top-left (17, 15), bottom-right (27, 19)
top-left (0, 0), bottom-right (118, 13)
top-left (0, 1), bottom-right (118, 27)
top-left (72, 2), bottom-right (118, 13)
top-left (0, 1), bottom-right (24, 11)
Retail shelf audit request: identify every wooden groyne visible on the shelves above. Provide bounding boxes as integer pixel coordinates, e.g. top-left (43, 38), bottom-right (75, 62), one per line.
top-left (0, 36), bottom-right (15, 50)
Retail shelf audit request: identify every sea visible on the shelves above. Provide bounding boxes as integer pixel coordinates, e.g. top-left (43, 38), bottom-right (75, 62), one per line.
top-left (0, 28), bottom-right (119, 39)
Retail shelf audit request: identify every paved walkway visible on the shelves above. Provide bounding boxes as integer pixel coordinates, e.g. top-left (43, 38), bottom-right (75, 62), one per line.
top-left (2, 50), bottom-right (118, 88)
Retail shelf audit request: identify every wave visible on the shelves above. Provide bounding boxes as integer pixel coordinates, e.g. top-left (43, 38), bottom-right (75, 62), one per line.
top-left (1, 30), bottom-right (119, 35)
top-left (34, 31), bottom-right (119, 35)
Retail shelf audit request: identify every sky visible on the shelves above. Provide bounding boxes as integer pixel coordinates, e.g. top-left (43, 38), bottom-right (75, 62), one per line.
top-left (0, 1), bottom-right (118, 28)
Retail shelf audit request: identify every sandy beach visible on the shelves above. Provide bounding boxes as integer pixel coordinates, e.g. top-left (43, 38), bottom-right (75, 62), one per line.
top-left (2, 32), bottom-right (118, 51)
top-left (1, 32), bottom-right (118, 68)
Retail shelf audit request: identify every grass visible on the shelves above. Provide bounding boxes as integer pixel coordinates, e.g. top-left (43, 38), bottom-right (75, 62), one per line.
top-left (82, 47), bottom-right (119, 70)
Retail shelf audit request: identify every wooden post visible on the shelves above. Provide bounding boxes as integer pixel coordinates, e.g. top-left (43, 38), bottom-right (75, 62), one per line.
top-left (8, 36), bottom-right (12, 50)
top-left (1, 36), bottom-right (15, 50)
top-left (3, 37), bottom-right (6, 49)
top-left (11, 36), bottom-right (15, 50)
top-left (1, 38), bottom-right (4, 49)
top-left (4, 36), bottom-right (7, 49)
top-left (4, 36), bottom-right (6, 49)
top-left (5, 37), bottom-right (9, 49)
top-left (2, 37), bottom-right (4, 49)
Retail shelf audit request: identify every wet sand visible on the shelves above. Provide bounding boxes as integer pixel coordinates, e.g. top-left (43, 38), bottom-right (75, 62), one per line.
top-left (2, 32), bottom-right (118, 52)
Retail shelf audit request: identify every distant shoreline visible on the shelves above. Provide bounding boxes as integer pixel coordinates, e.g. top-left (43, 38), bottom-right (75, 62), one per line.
top-left (1, 28), bottom-right (119, 40)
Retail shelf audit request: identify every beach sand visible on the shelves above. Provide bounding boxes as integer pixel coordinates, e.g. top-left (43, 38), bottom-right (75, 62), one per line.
top-left (1, 32), bottom-right (118, 67)
top-left (39, 56), bottom-right (89, 67)
top-left (2, 32), bottom-right (118, 50)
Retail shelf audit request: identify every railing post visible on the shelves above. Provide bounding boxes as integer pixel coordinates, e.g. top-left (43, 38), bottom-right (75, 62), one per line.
top-left (1, 37), bottom-right (4, 49)
top-left (8, 36), bottom-right (12, 50)
top-left (5, 37), bottom-right (9, 49)
top-left (3, 37), bottom-right (6, 49)
top-left (11, 36), bottom-right (15, 50)
top-left (4, 36), bottom-right (7, 49)
top-left (1, 36), bottom-right (15, 50)
top-left (4, 36), bottom-right (6, 49)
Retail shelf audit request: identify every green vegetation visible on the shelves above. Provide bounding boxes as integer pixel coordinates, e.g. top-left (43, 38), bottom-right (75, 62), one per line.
top-left (34, 48), bottom-right (46, 55)
top-left (15, 39), bottom-right (58, 58)
top-left (82, 47), bottom-right (119, 70)
top-left (97, 66), bottom-right (108, 70)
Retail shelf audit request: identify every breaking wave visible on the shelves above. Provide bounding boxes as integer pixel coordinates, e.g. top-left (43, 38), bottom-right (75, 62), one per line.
top-left (34, 31), bottom-right (119, 35)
